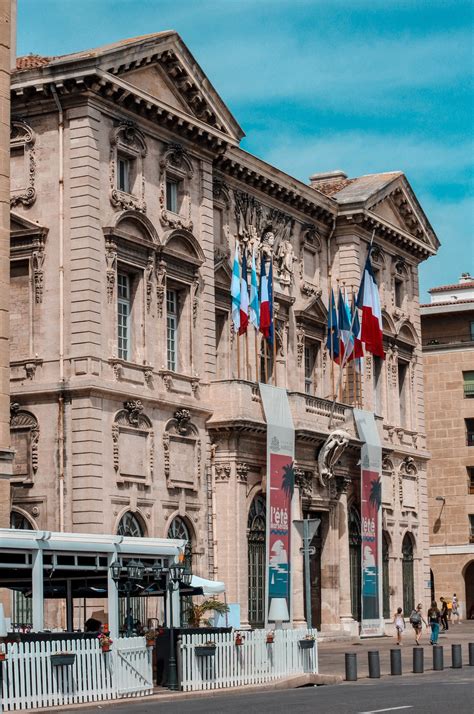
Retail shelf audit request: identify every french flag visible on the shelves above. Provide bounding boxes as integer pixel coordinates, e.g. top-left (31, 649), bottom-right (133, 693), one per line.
top-left (259, 257), bottom-right (272, 341)
top-left (356, 254), bottom-right (385, 359)
top-left (239, 250), bottom-right (249, 335)
top-left (337, 288), bottom-right (354, 364)
top-left (350, 296), bottom-right (364, 371)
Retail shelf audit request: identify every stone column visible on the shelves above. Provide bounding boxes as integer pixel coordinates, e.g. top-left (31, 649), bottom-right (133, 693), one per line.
top-left (337, 477), bottom-right (357, 634)
top-left (0, 2), bottom-right (14, 528)
top-left (291, 479), bottom-right (306, 627)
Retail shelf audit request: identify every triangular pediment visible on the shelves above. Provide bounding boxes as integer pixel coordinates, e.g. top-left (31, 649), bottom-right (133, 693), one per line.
top-left (294, 293), bottom-right (327, 327)
top-left (120, 64), bottom-right (195, 116)
top-left (371, 196), bottom-right (409, 232)
top-left (10, 212), bottom-right (47, 236)
top-left (215, 261), bottom-right (232, 291)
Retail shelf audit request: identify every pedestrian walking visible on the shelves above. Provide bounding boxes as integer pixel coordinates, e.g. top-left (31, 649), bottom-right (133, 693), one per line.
top-left (409, 603), bottom-right (427, 645)
top-left (440, 597), bottom-right (449, 631)
top-left (452, 593), bottom-right (461, 624)
top-left (428, 601), bottom-right (441, 645)
top-left (393, 607), bottom-right (405, 645)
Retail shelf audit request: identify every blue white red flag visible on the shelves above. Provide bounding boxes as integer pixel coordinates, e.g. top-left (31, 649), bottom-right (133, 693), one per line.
top-left (249, 248), bottom-right (260, 330)
top-left (239, 250), bottom-right (249, 335)
top-left (350, 295), bottom-right (364, 372)
top-left (338, 287), bottom-right (354, 364)
top-left (259, 257), bottom-right (272, 343)
top-left (356, 254), bottom-right (385, 359)
top-left (326, 288), bottom-right (340, 361)
top-left (231, 243), bottom-right (241, 333)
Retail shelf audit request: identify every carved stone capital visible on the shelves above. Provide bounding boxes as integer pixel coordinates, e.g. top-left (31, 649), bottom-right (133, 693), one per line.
top-left (236, 462), bottom-right (249, 484)
top-left (215, 462), bottom-right (231, 482)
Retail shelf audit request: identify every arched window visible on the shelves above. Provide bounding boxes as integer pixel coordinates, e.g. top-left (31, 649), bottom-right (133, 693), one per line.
top-left (402, 533), bottom-right (415, 614)
top-left (167, 516), bottom-right (193, 572)
top-left (10, 511), bottom-right (33, 627)
top-left (348, 507), bottom-right (361, 622)
top-left (248, 494), bottom-right (266, 628)
top-left (117, 511), bottom-right (145, 538)
top-left (382, 532), bottom-right (391, 619)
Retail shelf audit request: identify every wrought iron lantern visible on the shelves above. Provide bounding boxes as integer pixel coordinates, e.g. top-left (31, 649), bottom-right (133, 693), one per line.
top-left (110, 560), bottom-right (122, 582)
top-left (126, 559), bottom-right (144, 581)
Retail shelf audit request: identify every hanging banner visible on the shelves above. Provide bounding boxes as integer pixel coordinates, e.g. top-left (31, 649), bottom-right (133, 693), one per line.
top-left (259, 384), bottom-right (295, 626)
top-left (353, 409), bottom-right (383, 637)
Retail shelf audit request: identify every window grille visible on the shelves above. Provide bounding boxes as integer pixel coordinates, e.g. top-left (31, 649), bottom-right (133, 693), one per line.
top-left (117, 273), bottom-right (131, 361)
top-left (247, 495), bottom-right (266, 628)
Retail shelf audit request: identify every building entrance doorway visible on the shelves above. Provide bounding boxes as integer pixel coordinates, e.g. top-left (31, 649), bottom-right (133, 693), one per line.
top-left (465, 560), bottom-right (474, 620)
top-left (304, 511), bottom-right (323, 629)
top-left (402, 534), bottom-right (415, 614)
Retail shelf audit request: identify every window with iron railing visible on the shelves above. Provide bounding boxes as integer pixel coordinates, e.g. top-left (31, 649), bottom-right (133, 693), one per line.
top-left (468, 467), bottom-right (474, 495)
top-left (466, 418), bottom-right (474, 446)
top-left (463, 371), bottom-right (474, 398)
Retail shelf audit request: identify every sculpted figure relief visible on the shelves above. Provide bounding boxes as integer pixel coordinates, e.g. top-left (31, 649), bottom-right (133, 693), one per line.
top-left (276, 238), bottom-right (297, 285)
top-left (260, 229), bottom-right (275, 261)
top-left (317, 429), bottom-right (351, 488)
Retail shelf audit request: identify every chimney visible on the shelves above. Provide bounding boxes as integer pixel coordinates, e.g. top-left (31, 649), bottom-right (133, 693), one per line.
top-left (459, 272), bottom-right (473, 284)
top-left (309, 170), bottom-right (347, 189)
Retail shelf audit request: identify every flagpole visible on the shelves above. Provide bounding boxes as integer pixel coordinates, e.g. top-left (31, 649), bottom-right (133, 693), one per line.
top-left (271, 255), bottom-right (277, 386)
top-left (255, 330), bottom-right (259, 383)
top-left (329, 276), bottom-right (335, 401)
top-left (264, 338), bottom-right (268, 383)
top-left (329, 232), bottom-right (375, 427)
top-left (352, 286), bottom-right (357, 407)
top-left (237, 333), bottom-right (241, 379)
top-left (245, 331), bottom-right (250, 381)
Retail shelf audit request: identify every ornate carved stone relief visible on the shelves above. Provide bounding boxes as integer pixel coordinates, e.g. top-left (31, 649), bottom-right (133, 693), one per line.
top-left (155, 259), bottom-right (166, 318)
top-left (109, 120), bottom-right (147, 213)
top-left (236, 462), bottom-right (249, 484)
top-left (10, 119), bottom-right (36, 208)
top-left (215, 462), bottom-right (231, 482)
top-left (299, 224), bottom-right (322, 295)
top-left (159, 143), bottom-right (194, 230)
top-left (317, 429), bottom-right (351, 487)
top-left (32, 244), bottom-right (45, 304)
top-left (10, 402), bottom-right (39, 484)
top-left (112, 400), bottom-right (154, 485)
top-left (295, 467), bottom-right (313, 498)
top-left (296, 324), bottom-right (305, 367)
top-left (145, 256), bottom-right (154, 313)
top-left (163, 409), bottom-right (201, 490)
top-left (105, 239), bottom-right (117, 303)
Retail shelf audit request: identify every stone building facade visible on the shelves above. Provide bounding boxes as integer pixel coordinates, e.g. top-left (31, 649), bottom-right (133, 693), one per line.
top-left (8, 33), bottom-right (439, 632)
top-left (422, 274), bottom-right (474, 619)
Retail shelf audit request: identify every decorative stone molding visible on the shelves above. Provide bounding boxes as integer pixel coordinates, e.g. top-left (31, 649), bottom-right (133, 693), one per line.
top-left (162, 373), bottom-right (173, 391)
top-left (236, 462), bottom-right (249, 484)
top-left (295, 467), bottom-right (313, 498)
top-left (10, 119), bottom-right (36, 207)
top-left (144, 369), bottom-right (153, 387)
top-left (10, 402), bottom-right (39, 484)
top-left (32, 245), bottom-right (45, 304)
top-left (366, 355), bottom-right (372, 379)
top-left (145, 256), bottom-right (154, 312)
top-left (275, 238), bottom-right (297, 286)
top-left (109, 120), bottom-right (147, 213)
top-left (335, 474), bottom-right (352, 496)
top-left (400, 456), bottom-right (418, 477)
top-left (317, 429), bottom-right (351, 487)
top-left (155, 259), bottom-right (166, 317)
top-left (299, 224), bottom-right (321, 294)
top-left (215, 462), bottom-right (231, 482)
top-left (112, 400), bottom-right (154, 485)
top-left (105, 240), bottom-right (117, 303)
top-left (192, 279), bottom-right (199, 327)
top-left (163, 409), bottom-right (201, 490)
top-left (159, 143), bottom-right (194, 230)
top-left (296, 324), bottom-right (305, 367)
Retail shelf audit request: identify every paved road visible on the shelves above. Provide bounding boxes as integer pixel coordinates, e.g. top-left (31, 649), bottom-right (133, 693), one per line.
top-left (59, 670), bottom-right (474, 714)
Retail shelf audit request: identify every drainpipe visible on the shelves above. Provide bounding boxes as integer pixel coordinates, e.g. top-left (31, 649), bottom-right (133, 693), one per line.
top-left (51, 84), bottom-right (65, 531)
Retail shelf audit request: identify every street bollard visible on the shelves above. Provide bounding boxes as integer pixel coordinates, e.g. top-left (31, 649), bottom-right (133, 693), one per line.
top-left (413, 646), bottom-right (424, 673)
top-left (390, 648), bottom-right (402, 675)
top-left (469, 643), bottom-right (474, 666)
top-left (433, 645), bottom-right (444, 671)
top-left (368, 650), bottom-right (380, 678)
top-left (451, 644), bottom-right (462, 669)
top-left (345, 652), bottom-right (357, 681)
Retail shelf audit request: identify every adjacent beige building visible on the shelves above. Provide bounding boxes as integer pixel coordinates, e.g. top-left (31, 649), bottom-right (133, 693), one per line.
top-left (422, 274), bottom-right (474, 619)
top-left (7, 32), bottom-right (439, 632)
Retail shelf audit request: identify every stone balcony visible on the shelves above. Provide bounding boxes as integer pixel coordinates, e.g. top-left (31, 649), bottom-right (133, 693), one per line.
top-left (207, 379), bottom-right (354, 439)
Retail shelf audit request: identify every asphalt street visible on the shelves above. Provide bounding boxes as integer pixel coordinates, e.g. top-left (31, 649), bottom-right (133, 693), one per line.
top-left (58, 669), bottom-right (474, 714)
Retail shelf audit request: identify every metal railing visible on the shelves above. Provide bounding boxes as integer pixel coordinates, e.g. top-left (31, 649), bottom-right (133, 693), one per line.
top-left (423, 334), bottom-right (474, 347)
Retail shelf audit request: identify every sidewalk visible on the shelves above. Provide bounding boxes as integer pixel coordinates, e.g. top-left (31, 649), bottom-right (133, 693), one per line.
top-left (317, 619), bottom-right (474, 678)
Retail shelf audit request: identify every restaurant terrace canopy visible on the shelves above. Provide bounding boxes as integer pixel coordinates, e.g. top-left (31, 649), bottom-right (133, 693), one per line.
top-left (0, 528), bottom-right (188, 637)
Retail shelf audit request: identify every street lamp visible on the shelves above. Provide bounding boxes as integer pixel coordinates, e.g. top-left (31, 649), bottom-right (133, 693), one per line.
top-left (109, 559), bottom-right (145, 636)
top-left (152, 561), bottom-right (191, 691)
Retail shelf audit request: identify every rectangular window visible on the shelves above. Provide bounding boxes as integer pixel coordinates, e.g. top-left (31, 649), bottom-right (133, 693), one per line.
top-left (117, 273), bottom-right (131, 361)
top-left (466, 418), bottom-right (474, 447)
top-left (215, 311), bottom-right (227, 379)
top-left (467, 467), bottom-right (474, 495)
top-left (398, 361), bottom-right (408, 426)
top-left (394, 279), bottom-right (403, 308)
top-left (464, 371), bottom-right (474, 398)
top-left (167, 289), bottom-right (178, 371)
top-left (470, 321), bottom-right (474, 341)
top-left (117, 157), bottom-right (131, 193)
top-left (304, 342), bottom-right (317, 395)
top-left (470, 515), bottom-right (474, 543)
top-left (10, 261), bottom-right (30, 361)
top-left (166, 179), bottom-right (178, 213)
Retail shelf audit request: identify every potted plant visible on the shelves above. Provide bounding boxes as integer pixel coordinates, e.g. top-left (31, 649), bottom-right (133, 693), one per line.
top-left (50, 652), bottom-right (76, 666)
top-left (98, 632), bottom-right (113, 652)
top-left (266, 631), bottom-right (275, 644)
top-left (235, 632), bottom-right (244, 646)
top-left (187, 598), bottom-right (229, 627)
top-left (0, 651), bottom-right (8, 662)
top-left (195, 640), bottom-right (216, 657)
top-left (299, 634), bottom-right (315, 650)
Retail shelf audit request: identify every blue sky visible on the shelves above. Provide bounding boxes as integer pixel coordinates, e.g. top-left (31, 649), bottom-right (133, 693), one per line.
top-left (17, 0), bottom-right (473, 300)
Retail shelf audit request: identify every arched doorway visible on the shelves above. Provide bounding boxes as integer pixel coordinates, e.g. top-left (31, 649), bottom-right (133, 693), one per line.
top-left (465, 560), bottom-right (474, 620)
top-left (349, 507), bottom-right (361, 622)
top-left (167, 516), bottom-right (194, 624)
top-left (430, 569), bottom-right (435, 603)
top-left (248, 494), bottom-right (266, 628)
top-left (402, 533), bottom-right (415, 614)
top-left (10, 510), bottom-right (34, 627)
top-left (117, 511), bottom-right (145, 538)
top-left (382, 532), bottom-right (391, 619)
top-left (116, 512), bottom-right (146, 629)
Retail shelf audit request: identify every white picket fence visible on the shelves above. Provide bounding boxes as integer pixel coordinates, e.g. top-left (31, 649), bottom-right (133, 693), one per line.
top-left (179, 628), bottom-right (318, 692)
top-left (0, 636), bottom-right (153, 711)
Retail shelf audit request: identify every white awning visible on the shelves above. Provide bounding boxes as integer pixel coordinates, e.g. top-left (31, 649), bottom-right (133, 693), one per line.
top-left (190, 575), bottom-right (225, 595)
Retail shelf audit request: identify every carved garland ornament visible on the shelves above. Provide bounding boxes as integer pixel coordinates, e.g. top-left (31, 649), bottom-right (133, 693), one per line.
top-left (159, 143), bottom-right (194, 231)
top-left (10, 119), bottom-right (37, 208)
top-left (32, 242), bottom-right (45, 304)
top-left (10, 402), bottom-right (39, 479)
